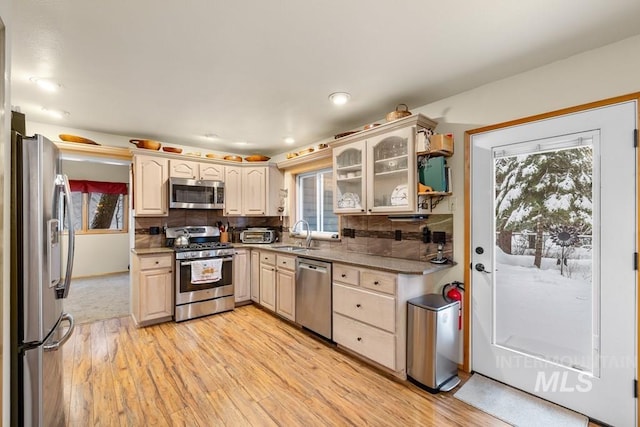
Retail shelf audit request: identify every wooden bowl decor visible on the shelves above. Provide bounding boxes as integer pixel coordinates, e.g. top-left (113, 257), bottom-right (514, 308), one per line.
top-left (244, 155), bottom-right (271, 162)
top-left (223, 155), bottom-right (243, 162)
top-left (205, 153), bottom-right (221, 159)
top-left (363, 123), bottom-right (380, 130)
top-left (334, 131), bottom-right (358, 139)
top-left (162, 146), bottom-right (183, 154)
top-left (286, 152), bottom-right (299, 159)
top-left (129, 139), bottom-right (161, 150)
top-left (298, 147), bottom-right (314, 156)
top-left (385, 103), bottom-right (412, 122)
top-left (59, 134), bottom-right (100, 145)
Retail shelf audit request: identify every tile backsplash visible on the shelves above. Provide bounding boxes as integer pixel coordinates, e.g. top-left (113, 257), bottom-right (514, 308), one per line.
top-left (135, 210), bottom-right (453, 263)
top-left (134, 209), bottom-right (283, 248)
top-left (283, 214), bottom-right (454, 262)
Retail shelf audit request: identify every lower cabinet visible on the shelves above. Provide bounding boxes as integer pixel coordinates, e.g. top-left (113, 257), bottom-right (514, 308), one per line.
top-left (131, 252), bottom-right (174, 326)
top-left (259, 252), bottom-right (277, 311)
top-left (332, 263), bottom-right (429, 379)
top-left (275, 254), bottom-right (296, 321)
top-left (256, 251), bottom-right (296, 322)
top-left (233, 248), bottom-right (250, 303)
top-left (250, 250), bottom-right (260, 302)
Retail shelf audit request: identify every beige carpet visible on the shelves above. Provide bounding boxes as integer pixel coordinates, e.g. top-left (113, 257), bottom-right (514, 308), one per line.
top-left (63, 272), bottom-right (130, 324)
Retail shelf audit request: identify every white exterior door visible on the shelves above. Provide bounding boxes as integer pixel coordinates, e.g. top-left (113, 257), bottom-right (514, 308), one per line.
top-left (470, 100), bottom-right (637, 426)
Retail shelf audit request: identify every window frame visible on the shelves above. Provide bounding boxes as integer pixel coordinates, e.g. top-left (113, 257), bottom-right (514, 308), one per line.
top-left (291, 165), bottom-right (341, 240)
top-left (70, 191), bottom-right (129, 235)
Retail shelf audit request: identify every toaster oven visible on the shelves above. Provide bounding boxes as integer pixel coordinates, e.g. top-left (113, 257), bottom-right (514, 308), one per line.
top-left (240, 228), bottom-right (277, 244)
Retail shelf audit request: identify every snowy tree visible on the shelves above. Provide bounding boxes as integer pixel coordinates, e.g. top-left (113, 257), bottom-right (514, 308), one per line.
top-left (495, 146), bottom-right (592, 268)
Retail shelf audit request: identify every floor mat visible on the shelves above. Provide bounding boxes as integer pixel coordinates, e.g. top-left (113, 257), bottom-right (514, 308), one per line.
top-left (454, 374), bottom-right (588, 427)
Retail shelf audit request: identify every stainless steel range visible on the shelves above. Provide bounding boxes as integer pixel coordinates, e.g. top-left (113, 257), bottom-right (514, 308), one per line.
top-left (166, 226), bottom-right (235, 322)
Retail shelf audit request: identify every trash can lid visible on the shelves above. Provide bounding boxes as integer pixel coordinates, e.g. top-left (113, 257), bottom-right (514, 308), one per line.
top-left (408, 294), bottom-right (458, 311)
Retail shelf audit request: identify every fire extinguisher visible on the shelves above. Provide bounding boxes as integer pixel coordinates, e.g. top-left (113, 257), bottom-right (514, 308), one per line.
top-left (442, 281), bottom-right (464, 330)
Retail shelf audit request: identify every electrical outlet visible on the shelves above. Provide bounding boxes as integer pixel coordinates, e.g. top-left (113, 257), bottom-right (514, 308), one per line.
top-left (449, 196), bottom-right (457, 212)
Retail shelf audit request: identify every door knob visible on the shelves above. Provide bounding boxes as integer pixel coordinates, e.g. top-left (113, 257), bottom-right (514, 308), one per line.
top-left (475, 263), bottom-right (492, 273)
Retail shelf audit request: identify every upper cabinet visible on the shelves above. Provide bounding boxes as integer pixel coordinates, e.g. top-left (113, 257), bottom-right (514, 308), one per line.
top-left (334, 141), bottom-right (366, 214)
top-left (169, 159), bottom-right (224, 180)
top-left (333, 114), bottom-right (438, 215)
top-left (225, 165), bottom-right (283, 216)
top-left (133, 155), bottom-right (169, 217)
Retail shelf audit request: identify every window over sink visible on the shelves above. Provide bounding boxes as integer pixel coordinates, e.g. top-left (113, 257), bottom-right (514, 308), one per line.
top-left (297, 168), bottom-right (338, 236)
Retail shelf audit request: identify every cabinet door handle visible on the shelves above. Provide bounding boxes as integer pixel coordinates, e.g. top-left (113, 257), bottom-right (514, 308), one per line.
top-left (341, 273), bottom-right (347, 278)
top-left (155, 261), bottom-right (159, 264)
top-left (373, 281), bottom-right (379, 285)
top-left (357, 337), bottom-right (362, 341)
top-left (356, 303), bottom-right (361, 308)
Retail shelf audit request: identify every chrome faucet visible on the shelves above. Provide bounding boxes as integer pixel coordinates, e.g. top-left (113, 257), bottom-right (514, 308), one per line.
top-left (292, 219), bottom-right (312, 249)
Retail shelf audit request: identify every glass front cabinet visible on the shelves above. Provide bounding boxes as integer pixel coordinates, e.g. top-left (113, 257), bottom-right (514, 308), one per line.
top-left (334, 140), bottom-right (366, 214)
top-left (333, 127), bottom-right (416, 214)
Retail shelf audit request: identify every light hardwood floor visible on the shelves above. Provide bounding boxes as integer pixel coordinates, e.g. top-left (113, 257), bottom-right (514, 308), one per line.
top-left (63, 304), bottom-right (510, 426)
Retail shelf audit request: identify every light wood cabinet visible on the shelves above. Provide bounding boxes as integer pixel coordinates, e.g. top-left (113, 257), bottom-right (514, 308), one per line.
top-left (250, 250), bottom-right (260, 302)
top-left (169, 159), bottom-right (224, 180)
top-left (233, 248), bottom-right (250, 303)
top-left (133, 155), bottom-right (169, 216)
top-left (332, 263), bottom-right (429, 379)
top-left (275, 254), bottom-right (296, 321)
top-left (259, 253), bottom-right (276, 311)
top-left (224, 166), bottom-right (243, 216)
top-left (225, 165), bottom-right (284, 216)
top-left (255, 251), bottom-right (296, 322)
top-left (131, 252), bottom-right (173, 326)
top-left (242, 167), bottom-right (267, 215)
top-left (334, 128), bottom-right (416, 214)
top-left (332, 114), bottom-right (437, 215)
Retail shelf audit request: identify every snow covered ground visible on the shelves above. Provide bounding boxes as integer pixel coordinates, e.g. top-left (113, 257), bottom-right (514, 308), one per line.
top-left (495, 248), bottom-right (594, 372)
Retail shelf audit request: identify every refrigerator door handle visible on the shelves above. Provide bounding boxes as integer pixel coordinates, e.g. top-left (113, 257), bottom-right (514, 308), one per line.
top-left (55, 174), bottom-right (75, 299)
top-left (43, 312), bottom-right (75, 352)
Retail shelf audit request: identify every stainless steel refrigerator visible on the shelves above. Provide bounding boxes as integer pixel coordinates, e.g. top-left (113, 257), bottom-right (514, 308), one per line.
top-left (10, 133), bottom-right (76, 426)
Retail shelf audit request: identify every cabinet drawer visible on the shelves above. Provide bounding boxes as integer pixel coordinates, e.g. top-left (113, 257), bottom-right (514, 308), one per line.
top-left (276, 254), bottom-right (296, 270)
top-left (333, 313), bottom-right (396, 370)
top-left (334, 264), bottom-right (359, 286)
top-left (139, 254), bottom-right (172, 270)
top-left (361, 270), bottom-right (396, 295)
top-left (261, 252), bottom-right (276, 265)
top-left (333, 283), bottom-right (395, 333)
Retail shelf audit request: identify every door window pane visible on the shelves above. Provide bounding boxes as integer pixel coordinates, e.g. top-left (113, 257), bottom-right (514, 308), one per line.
top-left (494, 140), bottom-right (595, 373)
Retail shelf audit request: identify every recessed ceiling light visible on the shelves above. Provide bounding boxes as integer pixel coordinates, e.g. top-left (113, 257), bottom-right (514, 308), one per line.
top-left (30, 77), bottom-right (62, 92)
top-left (234, 141), bottom-right (249, 146)
top-left (41, 107), bottom-right (69, 119)
top-left (284, 137), bottom-right (295, 144)
top-left (328, 92), bottom-right (351, 105)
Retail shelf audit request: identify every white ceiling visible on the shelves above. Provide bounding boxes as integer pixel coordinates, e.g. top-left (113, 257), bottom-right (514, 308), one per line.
top-left (10, 0), bottom-right (640, 155)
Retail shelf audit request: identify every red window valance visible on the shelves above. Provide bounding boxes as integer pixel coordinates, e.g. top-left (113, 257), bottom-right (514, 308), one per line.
top-left (69, 180), bottom-right (128, 195)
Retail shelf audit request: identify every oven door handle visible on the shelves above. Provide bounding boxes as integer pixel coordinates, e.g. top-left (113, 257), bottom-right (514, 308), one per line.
top-left (179, 257), bottom-right (233, 265)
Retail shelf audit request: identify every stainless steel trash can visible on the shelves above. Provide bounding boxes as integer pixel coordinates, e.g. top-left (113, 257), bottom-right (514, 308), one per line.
top-left (407, 294), bottom-right (460, 393)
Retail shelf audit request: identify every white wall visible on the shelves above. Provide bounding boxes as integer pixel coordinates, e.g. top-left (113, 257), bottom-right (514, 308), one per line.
top-left (412, 34), bottom-right (640, 290)
top-left (62, 233), bottom-right (129, 278)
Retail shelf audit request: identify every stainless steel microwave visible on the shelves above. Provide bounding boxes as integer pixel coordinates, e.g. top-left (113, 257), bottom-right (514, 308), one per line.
top-left (169, 177), bottom-right (224, 209)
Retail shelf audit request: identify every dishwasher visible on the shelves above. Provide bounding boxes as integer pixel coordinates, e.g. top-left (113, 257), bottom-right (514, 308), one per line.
top-left (296, 258), bottom-right (333, 340)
